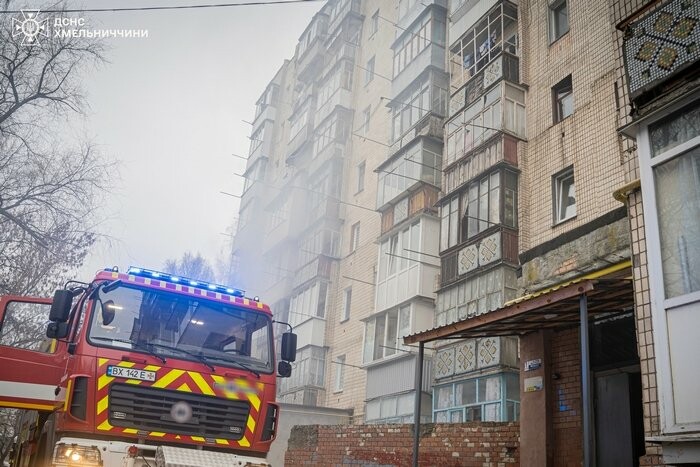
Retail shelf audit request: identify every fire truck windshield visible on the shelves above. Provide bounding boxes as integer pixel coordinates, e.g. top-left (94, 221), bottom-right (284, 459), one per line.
top-left (87, 284), bottom-right (273, 374)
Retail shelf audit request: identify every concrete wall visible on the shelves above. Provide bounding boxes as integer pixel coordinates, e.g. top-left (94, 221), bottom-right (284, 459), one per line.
top-left (267, 402), bottom-right (352, 467)
top-left (284, 422), bottom-right (519, 466)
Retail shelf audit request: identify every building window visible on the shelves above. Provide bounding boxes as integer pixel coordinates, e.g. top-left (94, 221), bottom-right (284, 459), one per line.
top-left (278, 346), bottom-right (326, 393)
top-left (288, 281), bottom-right (328, 327)
top-left (356, 161), bottom-right (365, 193)
top-left (391, 75), bottom-right (448, 142)
top-left (363, 306), bottom-right (411, 363)
top-left (360, 106), bottom-right (371, 135)
top-left (646, 101), bottom-right (700, 299)
top-left (433, 373), bottom-right (520, 423)
top-left (365, 56), bottom-right (375, 85)
top-left (350, 222), bottom-right (361, 252)
top-left (371, 10), bottom-right (379, 35)
top-left (341, 287), bottom-right (352, 322)
top-left (393, 14), bottom-right (444, 78)
top-left (377, 220), bottom-right (421, 285)
top-left (553, 166), bottom-right (576, 224)
top-left (440, 197), bottom-right (459, 252)
top-left (552, 75), bottom-right (574, 123)
top-left (549, 0), bottom-right (569, 43)
top-left (334, 355), bottom-right (345, 392)
top-left (448, 2), bottom-right (518, 89)
top-left (366, 392), bottom-right (419, 424)
top-left (460, 170), bottom-right (518, 241)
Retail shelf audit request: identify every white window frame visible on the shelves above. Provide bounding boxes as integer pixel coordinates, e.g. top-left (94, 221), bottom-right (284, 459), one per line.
top-left (334, 355), bottom-right (345, 392)
top-left (552, 167), bottom-right (576, 224)
top-left (341, 287), bottom-right (352, 322)
top-left (365, 56), bottom-right (375, 85)
top-left (350, 222), bottom-right (361, 252)
top-left (370, 10), bottom-right (379, 36)
top-left (637, 94), bottom-right (700, 434)
top-left (356, 161), bottom-right (366, 193)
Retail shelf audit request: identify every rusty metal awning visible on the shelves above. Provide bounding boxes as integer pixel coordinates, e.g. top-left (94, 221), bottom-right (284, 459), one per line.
top-left (404, 278), bottom-right (634, 344)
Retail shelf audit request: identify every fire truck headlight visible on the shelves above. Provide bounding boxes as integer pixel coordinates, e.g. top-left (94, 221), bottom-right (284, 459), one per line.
top-left (52, 443), bottom-right (102, 466)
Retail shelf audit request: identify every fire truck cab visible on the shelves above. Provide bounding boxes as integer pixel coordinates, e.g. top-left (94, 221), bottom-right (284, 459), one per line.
top-left (0, 267), bottom-right (297, 467)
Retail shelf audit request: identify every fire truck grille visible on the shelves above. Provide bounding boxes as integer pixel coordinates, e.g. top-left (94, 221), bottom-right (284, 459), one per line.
top-left (108, 383), bottom-right (250, 440)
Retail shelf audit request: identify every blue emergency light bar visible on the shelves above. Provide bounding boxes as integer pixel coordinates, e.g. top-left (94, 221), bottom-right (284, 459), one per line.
top-left (125, 266), bottom-right (246, 297)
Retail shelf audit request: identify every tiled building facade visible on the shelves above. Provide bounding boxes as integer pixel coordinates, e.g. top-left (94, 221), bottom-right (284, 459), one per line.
top-left (232, 0), bottom-right (700, 463)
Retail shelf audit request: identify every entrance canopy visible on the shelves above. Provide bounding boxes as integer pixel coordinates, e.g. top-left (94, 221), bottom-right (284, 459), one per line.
top-left (404, 277), bottom-right (635, 467)
top-left (404, 278), bottom-right (634, 344)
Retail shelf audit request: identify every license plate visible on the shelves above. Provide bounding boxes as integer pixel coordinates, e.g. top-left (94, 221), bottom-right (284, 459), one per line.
top-left (107, 365), bottom-right (156, 382)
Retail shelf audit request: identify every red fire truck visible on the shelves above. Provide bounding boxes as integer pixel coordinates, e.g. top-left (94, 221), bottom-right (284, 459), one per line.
top-left (0, 267), bottom-right (297, 466)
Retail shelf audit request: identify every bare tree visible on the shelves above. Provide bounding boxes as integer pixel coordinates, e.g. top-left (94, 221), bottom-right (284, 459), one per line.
top-left (163, 252), bottom-right (216, 283)
top-left (0, 5), bottom-right (110, 297)
top-left (0, 6), bottom-right (112, 461)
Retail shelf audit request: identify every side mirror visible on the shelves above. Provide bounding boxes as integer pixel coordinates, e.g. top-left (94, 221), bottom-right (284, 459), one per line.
top-left (277, 361), bottom-right (292, 378)
top-left (101, 300), bottom-right (116, 326)
top-left (49, 290), bottom-right (73, 323)
top-left (46, 322), bottom-right (69, 339)
top-left (280, 332), bottom-right (297, 362)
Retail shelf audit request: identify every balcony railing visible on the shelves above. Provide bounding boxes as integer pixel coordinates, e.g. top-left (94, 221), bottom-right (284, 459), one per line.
top-left (450, 52), bottom-right (520, 117)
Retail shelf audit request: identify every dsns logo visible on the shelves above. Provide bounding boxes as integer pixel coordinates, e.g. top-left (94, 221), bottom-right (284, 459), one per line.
top-left (12, 10), bottom-right (49, 45)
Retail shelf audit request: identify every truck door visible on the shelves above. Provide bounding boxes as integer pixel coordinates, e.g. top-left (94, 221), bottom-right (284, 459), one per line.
top-left (0, 296), bottom-right (66, 411)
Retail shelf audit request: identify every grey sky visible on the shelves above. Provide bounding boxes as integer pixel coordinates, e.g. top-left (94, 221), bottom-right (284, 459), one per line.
top-left (18, 0), bottom-right (321, 280)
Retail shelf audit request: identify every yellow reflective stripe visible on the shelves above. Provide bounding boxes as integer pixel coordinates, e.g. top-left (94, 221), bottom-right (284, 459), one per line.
top-left (97, 396), bottom-right (108, 415)
top-left (188, 372), bottom-right (215, 396)
top-left (123, 428), bottom-right (138, 434)
top-left (63, 379), bottom-right (73, 412)
top-left (125, 379), bottom-right (142, 385)
top-left (246, 415), bottom-right (256, 433)
top-left (152, 369), bottom-right (184, 388)
top-left (238, 436), bottom-right (250, 447)
top-left (150, 432), bottom-right (166, 437)
top-left (191, 436), bottom-right (205, 442)
top-left (0, 401), bottom-right (56, 411)
top-left (248, 394), bottom-right (261, 411)
top-left (144, 365), bottom-right (161, 371)
top-left (98, 374), bottom-right (115, 390)
top-left (117, 361), bottom-right (135, 368)
top-left (97, 420), bottom-right (113, 431)
top-left (177, 383), bottom-right (192, 392)
top-left (98, 358), bottom-right (109, 367)
top-left (215, 439), bottom-right (229, 445)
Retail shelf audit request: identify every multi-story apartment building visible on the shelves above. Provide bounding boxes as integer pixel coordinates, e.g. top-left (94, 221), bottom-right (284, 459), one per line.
top-left (408, 0), bottom-right (669, 466)
top-left (233, 1), bottom-right (699, 463)
top-left (360, 0), bottom-right (448, 424)
top-left (230, 0), bottom-right (445, 423)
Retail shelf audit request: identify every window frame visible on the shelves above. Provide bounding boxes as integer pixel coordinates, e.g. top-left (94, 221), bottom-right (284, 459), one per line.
top-left (433, 373), bottom-right (520, 423)
top-left (341, 287), bottom-right (352, 322)
top-left (334, 354), bottom-right (346, 392)
top-left (350, 222), bottom-right (361, 252)
top-left (552, 166), bottom-right (576, 225)
top-left (637, 96), bottom-right (700, 434)
top-left (362, 305), bottom-right (412, 364)
top-left (548, 0), bottom-right (569, 44)
top-left (365, 56), bottom-right (376, 85)
top-left (356, 161), bottom-right (366, 194)
top-left (552, 75), bottom-right (574, 123)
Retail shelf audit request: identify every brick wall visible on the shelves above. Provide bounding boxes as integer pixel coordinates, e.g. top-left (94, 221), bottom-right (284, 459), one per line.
top-left (551, 328), bottom-right (583, 466)
top-left (284, 422), bottom-right (519, 466)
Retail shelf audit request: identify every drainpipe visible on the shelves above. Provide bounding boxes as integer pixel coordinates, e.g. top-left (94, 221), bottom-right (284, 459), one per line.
top-left (580, 293), bottom-right (594, 467)
top-left (412, 341), bottom-right (424, 467)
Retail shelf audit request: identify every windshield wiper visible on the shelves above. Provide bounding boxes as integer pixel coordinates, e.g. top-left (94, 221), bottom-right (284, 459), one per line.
top-left (200, 354), bottom-right (260, 378)
top-left (90, 336), bottom-right (167, 364)
top-left (146, 342), bottom-right (216, 372)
